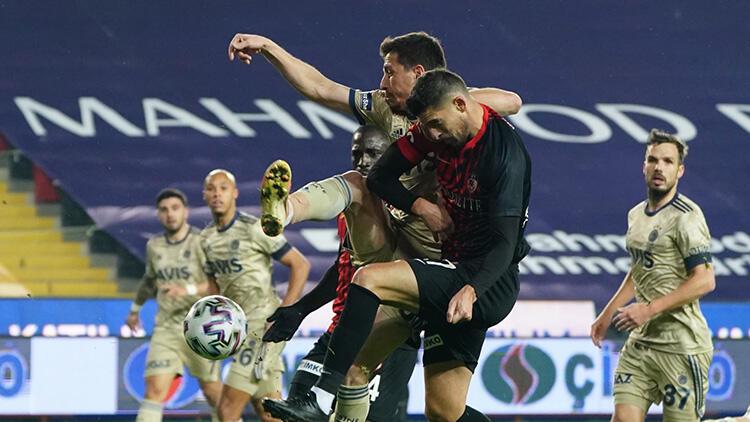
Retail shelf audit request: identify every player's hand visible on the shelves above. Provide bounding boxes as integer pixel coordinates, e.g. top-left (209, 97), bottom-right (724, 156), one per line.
top-left (160, 283), bottom-right (187, 298)
top-left (446, 285), bottom-right (477, 324)
top-left (262, 306), bottom-right (305, 342)
top-left (412, 197), bottom-right (453, 242)
top-left (125, 312), bottom-right (141, 331)
top-left (228, 33), bottom-right (268, 64)
top-left (613, 303), bottom-right (653, 332)
top-left (590, 313), bottom-right (611, 348)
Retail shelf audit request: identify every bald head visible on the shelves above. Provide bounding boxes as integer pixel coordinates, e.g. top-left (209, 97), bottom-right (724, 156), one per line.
top-left (204, 168), bottom-right (237, 186)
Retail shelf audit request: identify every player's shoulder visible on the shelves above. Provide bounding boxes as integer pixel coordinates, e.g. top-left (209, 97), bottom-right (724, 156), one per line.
top-left (146, 233), bottom-right (166, 249)
top-left (628, 200), bottom-right (647, 218)
top-left (484, 108), bottom-right (527, 161)
top-left (670, 194), bottom-right (708, 227)
top-left (237, 212), bottom-right (259, 227)
top-left (185, 226), bottom-right (204, 245)
top-left (670, 193), bottom-right (703, 215)
top-left (199, 219), bottom-right (218, 240)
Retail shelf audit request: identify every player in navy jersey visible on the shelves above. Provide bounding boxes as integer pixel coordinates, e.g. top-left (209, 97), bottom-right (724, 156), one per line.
top-left (264, 69), bottom-right (531, 422)
top-left (262, 126), bottom-right (417, 422)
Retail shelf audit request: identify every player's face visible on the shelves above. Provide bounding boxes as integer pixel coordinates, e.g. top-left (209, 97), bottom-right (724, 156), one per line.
top-left (380, 52), bottom-right (419, 114)
top-left (203, 173), bottom-right (238, 216)
top-left (157, 197), bottom-right (187, 233)
top-left (643, 143), bottom-right (684, 193)
top-left (417, 98), bottom-right (471, 147)
top-left (351, 132), bottom-right (389, 176)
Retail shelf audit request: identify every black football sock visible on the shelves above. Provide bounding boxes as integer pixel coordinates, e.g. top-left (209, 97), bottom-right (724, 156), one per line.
top-left (315, 284), bottom-right (381, 395)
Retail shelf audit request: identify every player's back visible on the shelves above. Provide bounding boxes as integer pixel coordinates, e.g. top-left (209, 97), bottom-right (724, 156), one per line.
top-left (626, 193), bottom-right (713, 354)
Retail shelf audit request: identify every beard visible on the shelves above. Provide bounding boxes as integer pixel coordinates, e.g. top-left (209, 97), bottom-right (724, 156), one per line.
top-left (647, 181), bottom-right (674, 203)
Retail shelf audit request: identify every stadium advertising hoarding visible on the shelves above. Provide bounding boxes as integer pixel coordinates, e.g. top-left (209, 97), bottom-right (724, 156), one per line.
top-left (2, 299), bottom-right (748, 340)
top-left (0, 337), bottom-right (746, 416)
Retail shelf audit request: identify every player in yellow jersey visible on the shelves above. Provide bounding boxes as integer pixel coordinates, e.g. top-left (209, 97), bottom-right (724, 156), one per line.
top-left (201, 169), bottom-right (310, 422)
top-left (126, 188), bottom-right (222, 422)
top-left (591, 129), bottom-right (716, 422)
top-left (227, 31), bottom-right (521, 258)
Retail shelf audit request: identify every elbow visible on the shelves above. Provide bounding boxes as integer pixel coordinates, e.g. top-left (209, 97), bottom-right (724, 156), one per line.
top-left (702, 274), bottom-right (716, 295)
top-left (508, 92), bottom-right (523, 115)
top-left (296, 254), bottom-right (311, 276)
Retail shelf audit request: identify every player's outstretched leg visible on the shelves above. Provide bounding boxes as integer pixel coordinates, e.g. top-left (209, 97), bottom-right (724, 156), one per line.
top-left (260, 159), bottom-right (354, 237)
top-left (263, 261), bottom-right (419, 422)
top-left (260, 159), bottom-right (293, 237)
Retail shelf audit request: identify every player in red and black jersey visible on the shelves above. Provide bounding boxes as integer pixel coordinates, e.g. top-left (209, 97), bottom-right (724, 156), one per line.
top-left (262, 125), bottom-right (417, 422)
top-left (265, 69), bottom-right (530, 422)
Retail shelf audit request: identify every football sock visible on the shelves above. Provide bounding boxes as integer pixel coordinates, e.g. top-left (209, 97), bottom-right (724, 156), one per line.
top-left (334, 384), bottom-right (370, 422)
top-left (135, 399), bottom-right (163, 422)
top-left (316, 284), bottom-right (380, 396)
top-left (288, 175), bottom-right (352, 224)
top-left (288, 360), bottom-right (321, 399)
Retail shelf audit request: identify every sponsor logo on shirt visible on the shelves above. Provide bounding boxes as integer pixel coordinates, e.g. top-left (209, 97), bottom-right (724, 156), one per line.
top-left (361, 92), bottom-right (373, 111)
top-left (205, 258), bottom-right (243, 274)
top-left (155, 266), bottom-right (191, 280)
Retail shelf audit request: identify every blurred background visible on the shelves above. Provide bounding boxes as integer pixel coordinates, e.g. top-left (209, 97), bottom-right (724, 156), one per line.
top-left (0, 0), bottom-right (748, 420)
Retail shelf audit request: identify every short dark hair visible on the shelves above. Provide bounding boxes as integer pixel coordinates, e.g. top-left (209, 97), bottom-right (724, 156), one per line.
top-left (379, 32), bottom-right (446, 71)
top-left (647, 129), bottom-right (688, 163)
top-left (156, 188), bottom-right (188, 207)
top-left (406, 69), bottom-right (469, 118)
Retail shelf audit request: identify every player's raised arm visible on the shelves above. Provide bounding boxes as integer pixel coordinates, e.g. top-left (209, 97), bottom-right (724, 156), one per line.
top-left (228, 33), bottom-right (351, 114)
top-left (469, 87), bottom-right (523, 116)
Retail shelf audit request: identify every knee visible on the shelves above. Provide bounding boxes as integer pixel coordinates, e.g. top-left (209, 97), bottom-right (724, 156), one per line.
top-left (342, 170), bottom-right (366, 191)
top-left (144, 380), bottom-right (169, 402)
top-left (352, 266), bottom-right (381, 292)
top-left (425, 398), bottom-right (464, 422)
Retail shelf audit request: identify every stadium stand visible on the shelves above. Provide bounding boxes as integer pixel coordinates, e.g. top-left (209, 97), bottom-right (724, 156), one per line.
top-left (0, 140), bottom-right (126, 297)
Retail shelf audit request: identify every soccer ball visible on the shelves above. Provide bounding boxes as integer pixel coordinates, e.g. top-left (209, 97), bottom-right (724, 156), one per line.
top-left (183, 295), bottom-right (248, 360)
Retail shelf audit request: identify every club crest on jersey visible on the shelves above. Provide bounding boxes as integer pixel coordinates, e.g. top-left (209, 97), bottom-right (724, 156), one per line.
top-left (468, 174), bottom-right (479, 193)
top-left (183, 250), bottom-right (191, 259)
top-left (230, 239), bottom-right (240, 250)
top-left (648, 227), bottom-right (661, 243)
top-left (360, 92), bottom-right (373, 111)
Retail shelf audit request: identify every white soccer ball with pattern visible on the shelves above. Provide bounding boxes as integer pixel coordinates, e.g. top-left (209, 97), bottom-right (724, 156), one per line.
top-left (183, 295), bottom-right (248, 360)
